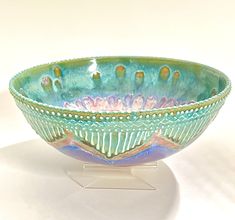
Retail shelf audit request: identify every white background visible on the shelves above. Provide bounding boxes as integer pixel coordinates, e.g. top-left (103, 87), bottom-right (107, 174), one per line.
top-left (0, 0), bottom-right (235, 219)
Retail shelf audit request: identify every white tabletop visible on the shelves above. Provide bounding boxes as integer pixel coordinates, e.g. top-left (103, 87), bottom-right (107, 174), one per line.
top-left (0, 0), bottom-right (235, 218)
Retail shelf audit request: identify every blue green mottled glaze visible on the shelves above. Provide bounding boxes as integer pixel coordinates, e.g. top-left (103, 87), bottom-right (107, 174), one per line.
top-left (9, 57), bottom-right (231, 166)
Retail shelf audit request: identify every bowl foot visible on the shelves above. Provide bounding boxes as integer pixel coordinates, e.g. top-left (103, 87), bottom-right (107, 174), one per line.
top-left (66, 162), bottom-right (158, 190)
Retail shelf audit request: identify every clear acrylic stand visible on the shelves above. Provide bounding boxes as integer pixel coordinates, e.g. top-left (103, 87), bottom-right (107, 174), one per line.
top-left (66, 162), bottom-right (158, 190)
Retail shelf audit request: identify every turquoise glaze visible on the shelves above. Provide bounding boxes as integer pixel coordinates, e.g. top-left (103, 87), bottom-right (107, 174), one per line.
top-left (9, 57), bottom-right (231, 166)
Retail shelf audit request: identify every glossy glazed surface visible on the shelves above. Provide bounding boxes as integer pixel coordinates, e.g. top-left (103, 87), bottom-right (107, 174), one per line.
top-left (9, 57), bottom-right (231, 166)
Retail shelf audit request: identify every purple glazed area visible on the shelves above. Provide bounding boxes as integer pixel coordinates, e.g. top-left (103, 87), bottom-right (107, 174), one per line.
top-left (48, 129), bottom-right (180, 166)
top-left (59, 144), bottom-right (177, 166)
top-left (64, 94), bottom-right (195, 112)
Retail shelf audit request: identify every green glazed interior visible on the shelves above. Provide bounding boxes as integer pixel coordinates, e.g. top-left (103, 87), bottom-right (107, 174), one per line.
top-left (9, 57), bottom-right (230, 114)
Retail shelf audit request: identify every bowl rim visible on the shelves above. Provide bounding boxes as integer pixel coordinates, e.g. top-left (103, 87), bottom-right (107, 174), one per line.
top-left (9, 56), bottom-right (231, 120)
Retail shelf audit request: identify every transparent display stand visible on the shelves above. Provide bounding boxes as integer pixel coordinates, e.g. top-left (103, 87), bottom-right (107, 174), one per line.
top-left (66, 162), bottom-right (158, 190)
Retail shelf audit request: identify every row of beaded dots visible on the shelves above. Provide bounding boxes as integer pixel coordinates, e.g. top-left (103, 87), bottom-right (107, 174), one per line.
top-left (24, 99), bottom-right (221, 123)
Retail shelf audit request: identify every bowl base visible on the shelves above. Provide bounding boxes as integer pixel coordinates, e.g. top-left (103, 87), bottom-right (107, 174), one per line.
top-left (66, 162), bottom-right (158, 190)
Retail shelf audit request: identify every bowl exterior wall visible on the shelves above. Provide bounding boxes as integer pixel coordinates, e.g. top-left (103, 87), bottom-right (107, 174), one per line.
top-left (13, 97), bottom-right (225, 166)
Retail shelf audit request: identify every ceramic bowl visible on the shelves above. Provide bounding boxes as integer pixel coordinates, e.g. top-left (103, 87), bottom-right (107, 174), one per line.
top-left (9, 57), bottom-right (231, 166)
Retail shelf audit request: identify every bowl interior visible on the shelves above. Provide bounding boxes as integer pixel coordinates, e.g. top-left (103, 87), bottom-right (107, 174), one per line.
top-left (11, 57), bottom-right (227, 112)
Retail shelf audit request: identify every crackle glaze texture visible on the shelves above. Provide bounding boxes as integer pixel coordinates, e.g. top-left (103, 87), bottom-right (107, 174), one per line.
top-left (9, 57), bottom-right (231, 166)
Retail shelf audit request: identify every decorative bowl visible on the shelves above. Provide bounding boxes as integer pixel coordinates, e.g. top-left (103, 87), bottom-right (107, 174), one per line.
top-left (9, 57), bottom-right (231, 166)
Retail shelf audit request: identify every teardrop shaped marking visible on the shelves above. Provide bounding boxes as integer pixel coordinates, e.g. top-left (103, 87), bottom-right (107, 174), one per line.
top-left (143, 130), bottom-right (149, 141)
top-left (167, 126), bottom-right (174, 139)
top-left (96, 132), bottom-right (100, 150)
top-left (85, 130), bottom-right (88, 141)
top-left (37, 122), bottom-right (48, 140)
top-left (107, 132), bottom-right (112, 157)
top-left (60, 127), bottom-right (65, 136)
top-left (192, 118), bottom-right (203, 138)
top-left (39, 121), bottom-right (50, 141)
top-left (131, 131), bottom-right (141, 149)
top-left (122, 131), bottom-right (129, 153)
top-left (74, 129), bottom-right (78, 137)
top-left (101, 132), bottom-right (106, 153)
top-left (137, 131), bottom-right (145, 145)
top-left (54, 126), bottom-right (63, 138)
top-left (79, 130), bottom-right (83, 138)
top-left (91, 132), bottom-right (95, 145)
top-left (54, 126), bottom-right (61, 138)
top-left (42, 123), bottom-right (52, 141)
top-left (194, 118), bottom-right (204, 138)
top-left (185, 123), bottom-right (197, 143)
top-left (194, 115), bottom-right (210, 138)
top-left (114, 131), bottom-right (122, 155)
top-left (180, 122), bottom-right (193, 144)
top-left (172, 126), bottom-right (180, 140)
top-left (36, 121), bottom-right (48, 140)
top-left (177, 124), bottom-right (188, 143)
top-left (126, 132), bottom-right (134, 151)
top-left (163, 126), bottom-right (169, 137)
top-left (37, 121), bottom-right (48, 140)
top-left (50, 126), bottom-right (57, 138)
